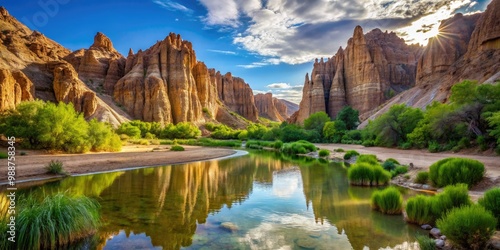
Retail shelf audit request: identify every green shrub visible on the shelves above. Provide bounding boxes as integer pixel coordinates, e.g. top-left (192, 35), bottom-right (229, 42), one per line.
top-left (382, 160), bottom-right (397, 171)
top-left (356, 154), bottom-right (378, 165)
top-left (416, 235), bottom-right (436, 250)
top-left (343, 150), bottom-right (360, 160)
top-left (16, 193), bottom-right (100, 249)
top-left (170, 145), bottom-right (185, 151)
top-left (431, 184), bottom-right (471, 218)
top-left (139, 139), bottom-right (150, 145)
top-left (415, 171), bottom-right (429, 184)
top-left (318, 149), bottom-right (330, 157)
top-left (281, 140), bottom-right (316, 155)
top-left (45, 160), bottom-right (64, 175)
top-left (334, 148), bottom-right (345, 152)
top-left (348, 163), bottom-right (391, 186)
top-left (371, 187), bottom-right (403, 214)
top-left (405, 195), bottom-right (435, 225)
top-left (391, 165), bottom-right (408, 177)
top-left (478, 187), bottom-right (500, 228)
top-left (0, 152), bottom-right (7, 159)
top-left (429, 157), bottom-right (484, 187)
top-left (428, 141), bottom-right (442, 153)
top-left (404, 174), bottom-right (411, 179)
top-left (437, 205), bottom-right (497, 250)
top-left (273, 140), bottom-right (283, 149)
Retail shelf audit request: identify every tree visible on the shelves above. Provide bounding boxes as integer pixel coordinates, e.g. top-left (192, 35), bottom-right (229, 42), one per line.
top-left (304, 111), bottom-right (330, 134)
top-left (336, 106), bottom-right (360, 130)
top-left (366, 104), bottom-right (423, 147)
top-left (323, 121), bottom-right (347, 143)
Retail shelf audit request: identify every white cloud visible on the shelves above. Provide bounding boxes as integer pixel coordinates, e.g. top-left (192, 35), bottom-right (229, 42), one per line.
top-left (152, 0), bottom-right (193, 13)
top-left (267, 83), bottom-right (291, 89)
top-left (208, 49), bottom-right (238, 55)
top-left (237, 62), bottom-right (268, 68)
top-left (197, 0), bottom-right (480, 64)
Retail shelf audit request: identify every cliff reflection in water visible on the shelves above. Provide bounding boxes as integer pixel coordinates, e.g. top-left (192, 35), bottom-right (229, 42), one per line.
top-left (15, 150), bottom-right (423, 250)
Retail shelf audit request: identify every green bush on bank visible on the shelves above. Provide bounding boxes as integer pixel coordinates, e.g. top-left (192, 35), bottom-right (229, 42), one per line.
top-left (356, 154), bottom-right (378, 165)
top-left (371, 187), bottom-right (403, 215)
top-left (0, 152), bottom-right (7, 159)
top-left (170, 145), bottom-right (185, 151)
top-left (318, 149), bottom-right (330, 157)
top-left (281, 140), bottom-right (317, 155)
top-left (0, 101), bottom-right (121, 153)
top-left (415, 171), bottom-right (429, 184)
top-left (437, 205), bottom-right (497, 250)
top-left (343, 150), bottom-right (360, 160)
top-left (14, 193), bottom-right (100, 249)
top-left (405, 184), bottom-right (471, 225)
top-left (429, 157), bottom-right (484, 187)
top-left (348, 162), bottom-right (391, 186)
top-left (478, 187), bottom-right (500, 228)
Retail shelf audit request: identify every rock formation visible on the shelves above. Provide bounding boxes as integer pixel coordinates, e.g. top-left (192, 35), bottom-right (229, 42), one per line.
top-left (292, 26), bottom-right (422, 123)
top-left (0, 69), bottom-right (34, 111)
top-left (216, 72), bottom-right (259, 122)
top-left (278, 99), bottom-right (299, 117)
top-left (65, 32), bottom-right (125, 94)
top-left (361, 0), bottom-right (500, 127)
top-left (254, 93), bottom-right (287, 122)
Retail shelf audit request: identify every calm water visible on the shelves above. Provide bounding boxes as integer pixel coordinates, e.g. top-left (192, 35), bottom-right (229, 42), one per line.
top-left (9, 150), bottom-right (424, 250)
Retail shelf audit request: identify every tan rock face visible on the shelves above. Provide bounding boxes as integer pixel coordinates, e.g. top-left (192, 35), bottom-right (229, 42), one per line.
top-left (417, 13), bottom-right (480, 86)
top-left (66, 32), bottom-right (125, 94)
top-left (216, 72), bottom-right (259, 122)
top-left (254, 93), bottom-right (285, 122)
top-left (278, 99), bottom-right (299, 117)
top-left (0, 69), bottom-right (34, 111)
top-left (114, 33), bottom-right (207, 124)
top-left (292, 26), bottom-right (422, 123)
top-left (52, 62), bottom-right (98, 117)
top-left (361, 0), bottom-right (500, 128)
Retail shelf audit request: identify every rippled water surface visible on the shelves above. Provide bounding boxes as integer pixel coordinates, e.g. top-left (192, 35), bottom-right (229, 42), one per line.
top-left (17, 150), bottom-right (425, 250)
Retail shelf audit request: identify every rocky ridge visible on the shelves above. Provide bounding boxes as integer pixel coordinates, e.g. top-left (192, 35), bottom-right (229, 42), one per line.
top-left (254, 93), bottom-right (291, 122)
top-left (0, 7), bottom-right (263, 127)
top-left (361, 0), bottom-right (500, 126)
top-left (291, 26), bottom-right (422, 124)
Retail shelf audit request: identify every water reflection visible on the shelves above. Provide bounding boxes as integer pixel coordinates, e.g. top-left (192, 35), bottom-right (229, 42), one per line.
top-left (13, 150), bottom-right (423, 250)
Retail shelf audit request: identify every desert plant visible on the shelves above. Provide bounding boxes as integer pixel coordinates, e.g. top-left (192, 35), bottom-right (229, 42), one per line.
top-left (170, 145), bottom-right (185, 151)
top-left (415, 171), bottom-right (429, 184)
top-left (343, 150), bottom-right (359, 160)
top-left (429, 157), bottom-right (484, 187)
top-left (371, 187), bottom-right (403, 214)
top-left (405, 195), bottom-right (435, 225)
top-left (16, 193), bottom-right (100, 249)
top-left (437, 205), bottom-right (497, 250)
top-left (45, 160), bottom-right (64, 175)
top-left (318, 149), bottom-right (330, 157)
top-left (478, 187), bottom-right (500, 228)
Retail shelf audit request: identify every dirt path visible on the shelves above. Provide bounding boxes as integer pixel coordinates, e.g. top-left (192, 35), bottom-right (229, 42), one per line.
top-left (0, 145), bottom-right (236, 185)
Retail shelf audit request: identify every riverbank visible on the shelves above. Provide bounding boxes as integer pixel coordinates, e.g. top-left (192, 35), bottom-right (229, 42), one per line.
top-left (0, 145), bottom-right (237, 185)
top-left (316, 143), bottom-right (500, 197)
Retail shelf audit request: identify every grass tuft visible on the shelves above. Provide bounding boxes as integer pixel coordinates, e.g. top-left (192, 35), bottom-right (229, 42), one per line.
top-left (415, 171), bottom-right (429, 184)
top-left (170, 145), bottom-right (185, 151)
top-left (0, 152), bottom-right (7, 159)
top-left (15, 193), bottom-right (100, 249)
top-left (318, 149), bottom-right (330, 157)
top-left (371, 187), bottom-right (403, 214)
top-left (437, 205), bottom-right (496, 250)
top-left (45, 160), bottom-right (65, 175)
top-left (478, 187), bottom-right (500, 228)
top-left (343, 150), bottom-right (359, 160)
top-left (429, 157), bottom-right (484, 187)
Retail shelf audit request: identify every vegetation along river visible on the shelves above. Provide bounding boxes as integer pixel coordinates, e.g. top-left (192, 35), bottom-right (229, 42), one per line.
top-left (7, 150), bottom-right (426, 249)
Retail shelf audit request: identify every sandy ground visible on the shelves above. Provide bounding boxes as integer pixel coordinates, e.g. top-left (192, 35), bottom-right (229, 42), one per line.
top-left (316, 143), bottom-right (500, 193)
top-left (0, 145), bottom-right (236, 185)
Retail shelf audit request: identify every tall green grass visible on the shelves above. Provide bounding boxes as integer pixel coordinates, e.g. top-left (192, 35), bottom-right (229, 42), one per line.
top-left (16, 193), bottom-right (100, 249)
top-left (160, 138), bottom-right (242, 147)
top-left (318, 149), bottom-right (330, 157)
top-left (371, 187), bottom-right (403, 214)
top-left (429, 157), bottom-right (484, 187)
top-left (416, 235), bottom-right (436, 250)
top-left (348, 163), bottom-right (391, 186)
top-left (437, 205), bottom-right (497, 250)
top-left (356, 154), bottom-right (378, 165)
top-left (478, 187), bottom-right (500, 228)
top-left (405, 184), bottom-right (471, 225)
top-left (281, 140), bottom-right (316, 155)
top-left (415, 171), bottom-right (429, 184)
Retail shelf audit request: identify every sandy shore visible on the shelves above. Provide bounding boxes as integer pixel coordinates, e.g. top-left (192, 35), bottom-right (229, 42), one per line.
top-left (0, 145), bottom-right (236, 185)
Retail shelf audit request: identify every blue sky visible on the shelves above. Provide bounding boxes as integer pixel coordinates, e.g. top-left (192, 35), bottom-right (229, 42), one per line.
top-left (1, 0), bottom-right (491, 103)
